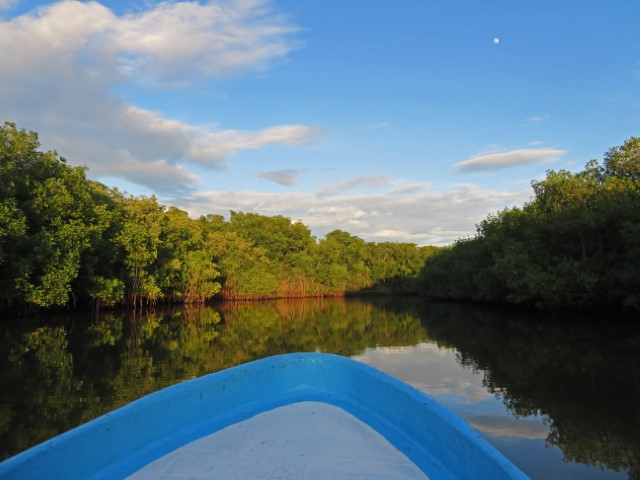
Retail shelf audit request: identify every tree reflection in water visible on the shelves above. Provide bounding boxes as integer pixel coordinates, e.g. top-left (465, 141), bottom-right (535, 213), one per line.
top-left (0, 298), bottom-right (638, 479)
top-left (417, 302), bottom-right (640, 479)
top-left (0, 298), bottom-right (425, 459)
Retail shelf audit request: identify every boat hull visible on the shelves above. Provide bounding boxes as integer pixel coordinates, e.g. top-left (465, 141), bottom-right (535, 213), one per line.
top-left (0, 353), bottom-right (529, 479)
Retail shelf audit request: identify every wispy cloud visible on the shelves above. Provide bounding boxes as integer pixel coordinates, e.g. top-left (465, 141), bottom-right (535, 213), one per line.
top-left (187, 124), bottom-right (323, 165)
top-left (455, 148), bottom-right (566, 172)
top-left (316, 175), bottom-right (392, 196)
top-left (257, 169), bottom-right (302, 186)
top-left (113, 0), bottom-right (300, 80)
top-left (523, 114), bottom-right (550, 126)
top-left (0, 0), bottom-right (318, 194)
top-left (388, 182), bottom-right (430, 195)
top-left (0, 0), bottom-right (18, 10)
top-left (182, 181), bottom-right (532, 246)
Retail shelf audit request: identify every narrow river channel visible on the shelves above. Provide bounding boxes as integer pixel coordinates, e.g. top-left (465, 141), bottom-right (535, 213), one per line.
top-left (1, 298), bottom-right (638, 479)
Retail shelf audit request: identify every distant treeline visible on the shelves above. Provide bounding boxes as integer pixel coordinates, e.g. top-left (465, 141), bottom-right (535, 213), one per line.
top-left (0, 122), bottom-right (436, 313)
top-left (420, 137), bottom-right (640, 310)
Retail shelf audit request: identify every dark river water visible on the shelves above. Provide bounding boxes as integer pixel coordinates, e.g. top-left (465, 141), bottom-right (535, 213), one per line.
top-left (1, 298), bottom-right (639, 479)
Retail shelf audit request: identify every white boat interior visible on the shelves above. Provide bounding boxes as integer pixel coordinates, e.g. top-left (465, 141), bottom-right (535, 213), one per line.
top-left (128, 401), bottom-right (430, 480)
top-left (1, 354), bottom-right (528, 480)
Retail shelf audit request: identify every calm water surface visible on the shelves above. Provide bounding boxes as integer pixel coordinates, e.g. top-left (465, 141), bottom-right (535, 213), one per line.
top-left (1, 298), bottom-right (638, 479)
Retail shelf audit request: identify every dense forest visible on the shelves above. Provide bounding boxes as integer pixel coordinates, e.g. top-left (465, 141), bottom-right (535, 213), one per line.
top-left (3, 121), bottom-right (638, 313)
top-left (420, 137), bottom-right (640, 310)
top-left (0, 122), bottom-right (436, 313)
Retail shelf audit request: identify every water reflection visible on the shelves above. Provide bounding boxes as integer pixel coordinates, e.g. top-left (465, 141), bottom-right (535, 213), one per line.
top-left (0, 298), bottom-right (638, 480)
top-left (415, 302), bottom-right (640, 480)
top-left (355, 342), bottom-right (493, 403)
top-left (355, 342), bottom-right (630, 480)
top-left (0, 298), bottom-right (426, 460)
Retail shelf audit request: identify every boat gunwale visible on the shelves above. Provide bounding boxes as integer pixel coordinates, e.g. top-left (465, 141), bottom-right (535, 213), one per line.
top-left (0, 352), bottom-right (529, 480)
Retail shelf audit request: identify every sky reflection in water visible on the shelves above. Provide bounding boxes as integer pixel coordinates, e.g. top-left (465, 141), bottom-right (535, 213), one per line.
top-left (353, 342), bottom-right (628, 480)
top-left (1, 299), bottom-right (637, 479)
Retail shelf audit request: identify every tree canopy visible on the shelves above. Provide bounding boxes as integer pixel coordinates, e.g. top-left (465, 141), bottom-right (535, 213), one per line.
top-left (420, 137), bottom-right (640, 310)
top-left (0, 122), bottom-right (433, 313)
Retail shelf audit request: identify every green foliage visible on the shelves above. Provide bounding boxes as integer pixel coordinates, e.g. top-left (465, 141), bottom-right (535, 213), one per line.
top-left (602, 137), bottom-right (640, 181)
top-left (228, 212), bottom-right (315, 263)
top-left (157, 207), bottom-right (221, 303)
top-left (0, 122), bottom-right (103, 309)
top-left (0, 199), bottom-right (27, 265)
top-left (0, 122), bottom-right (433, 312)
top-left (316, 230), bottom-right (371, 293)
top-left (114, 196), bottom-right (165, 307)
top-left (212, 230), bottom-right (280, 298)
top-left (421, 137), bottom-right (640, 310)
top-left (179, 250), bottom-right (221, 302)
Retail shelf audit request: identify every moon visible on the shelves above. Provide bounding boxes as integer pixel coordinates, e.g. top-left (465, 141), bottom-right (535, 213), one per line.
top-left (493, 37), bottom-right (500, 45)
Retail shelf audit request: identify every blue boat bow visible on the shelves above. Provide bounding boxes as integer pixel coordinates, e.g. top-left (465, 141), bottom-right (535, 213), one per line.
top-left (0, 353), bottom-right (529, 479)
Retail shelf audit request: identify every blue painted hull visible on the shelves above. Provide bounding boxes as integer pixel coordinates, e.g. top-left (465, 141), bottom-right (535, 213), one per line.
top-left (0, 353), bottom-right (529, 479)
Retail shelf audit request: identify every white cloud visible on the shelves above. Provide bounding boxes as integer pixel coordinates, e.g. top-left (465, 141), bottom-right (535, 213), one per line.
top-left (0, 0), bottom-right (317, 193)
top-left (0, 0), bottom-right (18, 10)
top-left (455, 148), bottom-right (566, 172)
top-left (45, 132), bottom-right (200, 194)
top-left (388, 182), bottom-right (430, 195)
top-left (316, 175), bottom-right (393, 197)
top-left (353, 343), bottom-right (493, 403)
top-left (188, 124), bottom-right (322, 165)
top-left (257, 169), bottom-right (301, 186)
top-left (188, 125), bottom-right (323, 164)
top-left (181, 180), bottom-right (533, 246)
top-left (113, 0), bottom-right (299, 80)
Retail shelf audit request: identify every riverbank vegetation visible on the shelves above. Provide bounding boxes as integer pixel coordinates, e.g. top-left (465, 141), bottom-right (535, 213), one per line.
top-left (0, 122), bottom-right (435, 313)
top-left (420, 137), bottom-right (640, 310)
top-left (4, 121), bottom-right (638, 313)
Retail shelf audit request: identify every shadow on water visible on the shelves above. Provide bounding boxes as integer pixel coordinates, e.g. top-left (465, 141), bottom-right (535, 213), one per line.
top-left (0, 298), bottom-right (425, 459)
top-left (417, 302), bottom-right (640, 479)
top-left (0, 298), bottom-right (639, 479)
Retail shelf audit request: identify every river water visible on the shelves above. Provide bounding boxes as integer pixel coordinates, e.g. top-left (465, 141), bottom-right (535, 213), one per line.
top-left (1, 298), bottom-right (638, 479)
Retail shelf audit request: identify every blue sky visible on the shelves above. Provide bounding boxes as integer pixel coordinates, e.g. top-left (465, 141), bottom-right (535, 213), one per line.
top-left (1, 0), bottom-right (639, 245)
